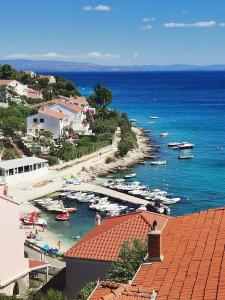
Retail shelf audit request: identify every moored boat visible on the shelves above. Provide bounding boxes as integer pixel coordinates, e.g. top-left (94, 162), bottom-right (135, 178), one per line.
top-left (150, 160), bottom-right (167, 166)
top-left (55, 212), bottom-right (69, 221)
top-left (124, 173), bottom-right (136, 178)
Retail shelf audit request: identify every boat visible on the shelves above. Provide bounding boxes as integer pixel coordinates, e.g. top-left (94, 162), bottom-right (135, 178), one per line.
top-left (124, 173), bottom-right (136, 178)
top-left (21, 212), bottom-right (47, 227)
top-left (161, 198), bottom-right (180, 205)
top-left (149, 116), bottom-right (159, 119)
top-left (179, 155), bottom-right (194, 160)
top-left (173, 143), bottom-right (194, 150)
top-left (168, 142), bottom-right (184, 147)
top-left (160, 132), bottom-right (169, 137)
top-left (150, 160), bottom-right (167, 166)
top-left (168, 142), bottom-right (194, 150)
top-left (55, 212), bottom-right (69, 221)
top-left (130, 119), bottom-right (139, 123)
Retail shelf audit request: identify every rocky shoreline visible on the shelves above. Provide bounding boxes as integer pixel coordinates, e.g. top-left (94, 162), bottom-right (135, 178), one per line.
top-left (79, 127), bottom-right (159, 182)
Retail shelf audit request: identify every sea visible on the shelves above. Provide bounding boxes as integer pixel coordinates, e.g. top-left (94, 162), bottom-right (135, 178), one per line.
top-left (44, 71), bottom-right (225, 245)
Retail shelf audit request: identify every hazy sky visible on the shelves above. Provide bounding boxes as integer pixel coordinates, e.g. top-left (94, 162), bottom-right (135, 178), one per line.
top-left (1, 0), bottom-right (225, 65)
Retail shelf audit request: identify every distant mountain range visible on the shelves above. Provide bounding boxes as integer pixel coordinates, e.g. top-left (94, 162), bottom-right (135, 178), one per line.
top-left (1, 59), bottom-right (225, 72)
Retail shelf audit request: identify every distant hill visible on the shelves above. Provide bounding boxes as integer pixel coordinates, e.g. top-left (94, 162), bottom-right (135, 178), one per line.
top-left (1, 59), bottom-right (225, 72)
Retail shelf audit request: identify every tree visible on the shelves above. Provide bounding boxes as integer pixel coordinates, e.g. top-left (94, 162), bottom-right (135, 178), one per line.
top-left (106, 239), bottom-right (147, 283)
top-left (0, 64), bottom-right (17, 79)
top-left (89, 84), bottom-right (112, 108)
top-left (75, 281), bottom-right (97, 300)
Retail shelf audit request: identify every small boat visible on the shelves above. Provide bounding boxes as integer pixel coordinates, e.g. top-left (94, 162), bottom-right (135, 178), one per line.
top-left (179, 155), bottom-right (194, 160)
top-left (151, 160), bottom-right (167, 166)
top-left (130, 119), bottom-right (139, 123)
top-left (21, 212), bottom-right (47, 227)
top-left (160, 132), bottom-right (169, 137)
top-left (55, 212), bottom-right (69, 221)
top-left (149, 116), bottom-right (159, 119)
top-left (173, 143), bottom-right (194, 150)
top-left (124, 173), bottom-right (136, 178)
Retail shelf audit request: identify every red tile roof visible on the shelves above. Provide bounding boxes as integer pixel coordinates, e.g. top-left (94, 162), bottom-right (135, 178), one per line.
top-left (89, 281), bottom-right (152, 300)
top-left (64, 211), bottom-right (169, 262)
top-left (0, 79), bottom-right (14, 85)
top-left (51, 98), bottom-right (83, 112)
top-left (38, 107), bottom-right (67, 120)
top-left (73, 97), bottom-right (88, 106)
top-left (132, 207), bottom-right (225, 300)
top-left (29, 260), bottom-right (48, 269)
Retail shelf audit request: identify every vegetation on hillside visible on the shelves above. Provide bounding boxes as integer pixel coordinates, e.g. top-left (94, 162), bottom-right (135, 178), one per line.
top-left (0, 64), bottom-right (80, 101)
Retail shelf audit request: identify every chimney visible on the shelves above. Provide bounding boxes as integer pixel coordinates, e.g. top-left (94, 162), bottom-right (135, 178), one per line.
top-left (148, 220), bottom-right (164, 262)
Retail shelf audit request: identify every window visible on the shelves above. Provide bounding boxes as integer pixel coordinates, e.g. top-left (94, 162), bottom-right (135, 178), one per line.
top-left (37, 163), bottom-right (42, 169)
top-left (9, 169), bottom-right (14, 176)
top-left (18, 167), bottom-right (23, 174)
top-left (40, 118), bottom-right (44, 123)
top-left (24, 165), bottom-right (29, 172)
top-left (0, 169), bottom-right (5, 176)
top-left (33, 164), bottom-right (36, 170)
top-left (33, 118), bottom-right (38, 123)
top-left (29, 165), bottom-right (33, 171)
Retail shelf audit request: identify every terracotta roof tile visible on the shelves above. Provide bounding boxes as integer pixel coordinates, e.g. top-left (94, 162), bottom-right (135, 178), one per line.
top-left (0, 79), bottom-right (14, 85)
top-left (51, 98), bottom-right (83, 112)
top-left (131, 207), bottom-right (225, 300)
top-left (38, 107), bottom-right (67, 120)
top-left (29, 260), bottom-right (48, 269)
top-left (89, 281), bottom-right (153, 300)
top-left (64, 211), bottom-right (169, 262)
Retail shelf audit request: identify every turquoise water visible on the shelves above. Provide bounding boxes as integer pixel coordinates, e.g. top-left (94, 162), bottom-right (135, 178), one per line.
top-left (46, 71), bottom-right (225, 244)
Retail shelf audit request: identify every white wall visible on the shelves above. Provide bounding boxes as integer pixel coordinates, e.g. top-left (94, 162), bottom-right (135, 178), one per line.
top-left (0, 166), bottom-right (48, 185)
top-left (9, 81), bottom-right (28, 97)
top-left (27, 112), bottom-right (63, 139)
top-left (0, 197), bottom-right (28, 288)
top-left (64, 258), bottom-right (111, 299)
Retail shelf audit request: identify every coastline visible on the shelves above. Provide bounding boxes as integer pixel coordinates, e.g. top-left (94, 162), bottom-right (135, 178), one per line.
top-left (11, 126), bottom-right (154, 252)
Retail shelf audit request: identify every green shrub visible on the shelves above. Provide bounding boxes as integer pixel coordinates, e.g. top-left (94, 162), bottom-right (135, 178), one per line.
top-left (105, 156), bottom-right (116, 164)
top-left (76, 281), bottom-right (97, 300)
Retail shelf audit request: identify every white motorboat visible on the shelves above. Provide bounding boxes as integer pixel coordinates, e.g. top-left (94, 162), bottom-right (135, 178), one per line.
top-left (162, 198), bottom-right (180, 205)
top-left (149, 116), bottom-right (159, 119)
top-left (151, 160), bottom-right (167, 166)
top-left (59, 191), bottom-right (73, 197)
top-left (160, 132), bottom-right (169, 137)
top-left (168, 142), bottom-right (185, 147)
top-left (124, 173), bottom-right (136, 178)
top-left (179, 155), bottom-right (194, 159)
top-left (173, 143), bottom-right (194, 150)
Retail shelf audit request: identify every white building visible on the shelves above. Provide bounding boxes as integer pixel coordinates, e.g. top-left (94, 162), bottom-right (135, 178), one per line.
top-left (49, 100), bottom-right (91, 135)
top-left (39, 75), bottom-right (56, 84)
top-left (24, 70), bottom-right (36, 78)
top-left (29, 99), bottom-right (92, 137)
top-left (0, 80), bottom-right (28, 105)
top-left (0, 195), bottom-right (50, 297)
top-left (27, 107), bottom-right (70, 139)
top-left (0, 156), bottom-right (48, 184)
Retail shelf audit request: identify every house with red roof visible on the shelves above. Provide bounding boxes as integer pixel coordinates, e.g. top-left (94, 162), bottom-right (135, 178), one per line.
top-left (0, 195), bottom-right (50, 297)
top-left (63, 211), bottom-right (169, 298)
top-left (29, 97), bottom-right (93, 137)
top-left (0, 79), bottom-right (28, 106)
top-left (89, 207), bottom-right (225, 300)
top-left (27, 88), bottom-right (43, 99)
top-left (27, 107), bottom-right (70, 139)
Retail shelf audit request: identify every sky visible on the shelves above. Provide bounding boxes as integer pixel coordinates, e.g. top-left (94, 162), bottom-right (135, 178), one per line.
top-left (1, 0), bottom-right (225, 66)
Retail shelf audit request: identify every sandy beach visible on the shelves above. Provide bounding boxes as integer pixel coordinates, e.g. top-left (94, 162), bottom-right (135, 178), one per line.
top-left (8, 127), bottom-right (153, 252)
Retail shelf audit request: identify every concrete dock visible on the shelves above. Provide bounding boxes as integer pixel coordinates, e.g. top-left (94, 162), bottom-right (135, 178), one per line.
top-left (69, 183), bottom-right (148, 206)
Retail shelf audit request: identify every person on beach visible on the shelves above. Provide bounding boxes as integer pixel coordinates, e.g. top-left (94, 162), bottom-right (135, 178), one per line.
top-left (57, 240), bottom-right (61, 251)
top-left (95, 212), bottom-right (101, 226)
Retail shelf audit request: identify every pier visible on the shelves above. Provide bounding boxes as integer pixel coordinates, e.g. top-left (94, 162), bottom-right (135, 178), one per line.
top-left (69, 183), bottom-right (148, 206)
